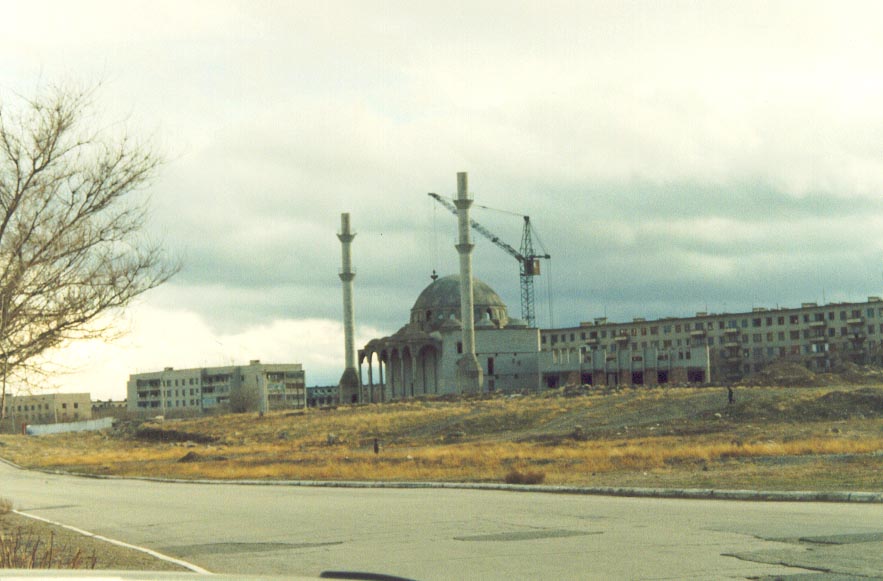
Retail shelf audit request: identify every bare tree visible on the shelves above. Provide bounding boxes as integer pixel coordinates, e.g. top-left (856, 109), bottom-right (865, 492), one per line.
top-left (0, 84), bottom-right (177, 420)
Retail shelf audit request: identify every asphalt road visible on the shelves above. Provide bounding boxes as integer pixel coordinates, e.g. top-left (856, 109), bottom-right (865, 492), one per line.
top-left (2, 462), bottom-right (882, 580)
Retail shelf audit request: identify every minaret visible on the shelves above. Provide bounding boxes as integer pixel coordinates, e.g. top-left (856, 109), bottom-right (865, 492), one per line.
top-left (337, 213), bottom-right (360, 403)
top-left (454, 172), bottom-right (484, 393)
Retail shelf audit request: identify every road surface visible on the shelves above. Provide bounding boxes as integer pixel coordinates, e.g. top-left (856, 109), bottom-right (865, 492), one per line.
top-left (2, 461), bottom-right (882, 579)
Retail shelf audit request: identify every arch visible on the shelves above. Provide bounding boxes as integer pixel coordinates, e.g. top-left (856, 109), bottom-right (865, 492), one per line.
top-left (416, 344), bottom-right (440, 394)
top-left (401, 346), bottom-right (415, 398)
top-left (388, 347), bottom-right (402, 400)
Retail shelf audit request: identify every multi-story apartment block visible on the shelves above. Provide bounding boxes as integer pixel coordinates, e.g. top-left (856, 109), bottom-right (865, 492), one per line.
top-left (127, 360), bottom-right (306, 414)
top-left (540, 296), bottom-right (883, 387)
top-left (2, 392), bottom-right (92, 431)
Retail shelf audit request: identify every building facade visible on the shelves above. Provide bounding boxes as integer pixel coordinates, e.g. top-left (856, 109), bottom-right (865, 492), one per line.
top-left (540, 296), bottom-right (883, 386)
top-left (127, 360), bottom-right (306, 414)
top-left (2, 392), bottom-right (92, 431)
top-left (359, 274), bottom-right (541, 399)
top-left (307, 385), bottom-right (338, 407)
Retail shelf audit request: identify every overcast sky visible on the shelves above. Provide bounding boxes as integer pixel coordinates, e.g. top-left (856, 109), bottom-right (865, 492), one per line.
top-left (3, 0), bottom-right (883, 398)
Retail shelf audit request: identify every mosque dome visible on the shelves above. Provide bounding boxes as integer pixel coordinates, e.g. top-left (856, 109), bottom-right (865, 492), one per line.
top-left (410, 274), bottom-right (509, 331)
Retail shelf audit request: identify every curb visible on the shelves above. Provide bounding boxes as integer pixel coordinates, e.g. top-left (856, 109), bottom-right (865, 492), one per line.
top-left (5, 457), bottom-right (881, 503)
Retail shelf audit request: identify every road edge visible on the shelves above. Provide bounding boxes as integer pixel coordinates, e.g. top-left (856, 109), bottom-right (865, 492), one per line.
top-left (3, 455), bottom-right (880, 503)
top-left (10, 509), bottom-right (212, 574)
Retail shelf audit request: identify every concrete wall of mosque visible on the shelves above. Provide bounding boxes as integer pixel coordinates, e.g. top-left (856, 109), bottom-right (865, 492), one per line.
top-left (476, 328), bottom-right (541, 392)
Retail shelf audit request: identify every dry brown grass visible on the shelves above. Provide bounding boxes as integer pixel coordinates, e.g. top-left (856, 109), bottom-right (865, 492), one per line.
top-left (2, 387), bottom-right (883, 490)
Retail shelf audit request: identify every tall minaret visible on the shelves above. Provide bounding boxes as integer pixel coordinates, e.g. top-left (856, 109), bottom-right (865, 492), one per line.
top-left (454, 172), bottom-right (484, 393)
top-left (337, 213), bottom-right (360, 403)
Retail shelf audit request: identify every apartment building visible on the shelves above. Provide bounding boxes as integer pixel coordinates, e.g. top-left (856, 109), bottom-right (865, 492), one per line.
top-left (127, 360), bottom-right (306, 414)
top-left (2, 392), bottom-right (92, 429)
top-left (540, 296), bottom-right (883, 386)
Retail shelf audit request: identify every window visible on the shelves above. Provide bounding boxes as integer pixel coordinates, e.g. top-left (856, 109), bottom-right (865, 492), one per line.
top-left (765, 317), bottom-right (772, 326)
top-left (753, 333), bottom-right (762, 342)
top-left (741, 319), bottom-right (748, 328)
top-left (752, 318), bottom-right (761, 327)
top-left (789, 315), bottom-right (798, 324)
top-left (718, 321), bottom-right (725, 329)
top-left (803, 314), bottom-right (809, 323)
top-left (778, 331), bottom-right (785, 340)
top-left (62, 403), bottom-right (67, 409)
top-left (73, 402), bottom-right (78, 409)
top-left (778, 316), bottom-right (785, 325)
top-left (790, 330), bottom-right (799, 340)
top-left (675, 325), bottom-right (681, 333)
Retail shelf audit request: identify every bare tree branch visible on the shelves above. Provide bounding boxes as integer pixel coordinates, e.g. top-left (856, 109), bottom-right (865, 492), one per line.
top-left (0, 84), bottom-right (178, 420)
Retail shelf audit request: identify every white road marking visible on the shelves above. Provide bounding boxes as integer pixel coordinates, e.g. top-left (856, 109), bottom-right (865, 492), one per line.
top-left (12, 509), bottom-right (212, 575)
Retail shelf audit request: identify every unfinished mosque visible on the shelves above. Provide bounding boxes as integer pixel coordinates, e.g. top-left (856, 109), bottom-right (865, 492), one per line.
top-left (359, 274), bottom-right (540, 400)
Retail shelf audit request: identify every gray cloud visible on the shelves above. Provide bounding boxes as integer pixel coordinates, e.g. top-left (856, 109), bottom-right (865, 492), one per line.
top-left (5, 1), bottom-right (883, 389)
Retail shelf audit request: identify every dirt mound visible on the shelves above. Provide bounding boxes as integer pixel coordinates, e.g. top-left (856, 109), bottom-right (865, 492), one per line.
top-left (828, 362), bottom-right (883, 384)
top-left (134, 426), bottom-right (216, 444)
top-left (177, 451), bottom-right (227, 463)
top-left (736, 361), bottom-right (821, 387)
top-left (738, 360), bottom-right (883, 388)
top-left (795, 388), bottom-right (883, 420)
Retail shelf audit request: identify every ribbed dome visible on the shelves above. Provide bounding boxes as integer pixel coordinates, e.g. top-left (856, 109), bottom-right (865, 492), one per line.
top-left (410, 274), bottom-right (509, 331)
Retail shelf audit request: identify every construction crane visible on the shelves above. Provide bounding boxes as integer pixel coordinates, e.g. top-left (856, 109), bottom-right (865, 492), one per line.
top-left (428, 193), bottom-right (550, 328)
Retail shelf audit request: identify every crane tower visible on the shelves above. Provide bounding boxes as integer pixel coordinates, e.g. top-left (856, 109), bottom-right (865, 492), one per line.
top-left (428, 193), bottom-right (550, 328)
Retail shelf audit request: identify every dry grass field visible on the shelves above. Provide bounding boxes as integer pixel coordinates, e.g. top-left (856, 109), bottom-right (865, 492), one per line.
top-left (2, 385), bottom-right (883, 491)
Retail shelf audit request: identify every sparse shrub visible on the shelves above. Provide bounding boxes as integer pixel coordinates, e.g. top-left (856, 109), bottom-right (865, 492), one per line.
top-left (0, 528), bottom-right (97, 569)
top-left (0, 497), bottom-right (11, 518)
top-left (504, 469), bottom-right (546, 485)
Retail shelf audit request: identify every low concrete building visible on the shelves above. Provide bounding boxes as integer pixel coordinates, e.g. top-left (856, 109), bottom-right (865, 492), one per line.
top-left (2, 392), bottom-right (92, 432)
top-left (127, 360), bottom-right (306, 415)
top-left (307, 385), bottom-right (338, 407)
top-left (92, 399), bottom-right (128, 419)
